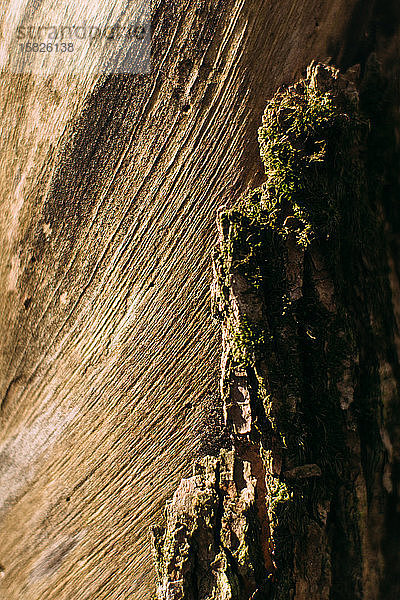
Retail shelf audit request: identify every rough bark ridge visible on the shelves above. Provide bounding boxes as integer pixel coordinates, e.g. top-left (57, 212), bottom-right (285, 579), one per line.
top-left (151, 450), bottom-right (270, 599)
top-left (151, 62), bottom-right (400, 599)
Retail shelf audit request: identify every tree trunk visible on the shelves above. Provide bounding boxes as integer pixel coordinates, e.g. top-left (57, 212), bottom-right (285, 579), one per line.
top-left (151, 60), bottom-right (400, 599)
top-left (0, 2), bottom-right (399, 600)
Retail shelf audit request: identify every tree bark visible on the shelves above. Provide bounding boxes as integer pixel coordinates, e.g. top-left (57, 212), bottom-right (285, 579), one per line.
top-left (151, 60), bottom-right (400, 600)
top-left (0, 2), bottom-right (399, 600)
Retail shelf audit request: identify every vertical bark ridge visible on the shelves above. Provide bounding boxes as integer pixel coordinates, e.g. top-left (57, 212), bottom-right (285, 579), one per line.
top-left (152, 61), bottom-right (399, 599)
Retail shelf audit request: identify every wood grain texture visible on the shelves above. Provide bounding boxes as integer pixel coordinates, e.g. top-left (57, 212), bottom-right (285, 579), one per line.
top-left (0, 1), bottom-right (388, 598)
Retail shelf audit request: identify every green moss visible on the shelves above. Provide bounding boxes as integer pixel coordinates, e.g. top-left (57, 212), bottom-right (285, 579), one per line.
top-left (230, 318), bottom-right (265, 367)
top-left (252, 79), bottom-right (362, 247)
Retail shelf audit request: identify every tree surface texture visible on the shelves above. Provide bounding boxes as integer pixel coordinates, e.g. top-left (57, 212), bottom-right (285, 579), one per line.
top-left (0, 2), bottom-right (399, 600)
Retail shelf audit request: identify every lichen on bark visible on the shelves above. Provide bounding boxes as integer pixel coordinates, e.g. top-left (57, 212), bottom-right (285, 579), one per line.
top-left (152, 61), bottom-right (398, 599)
